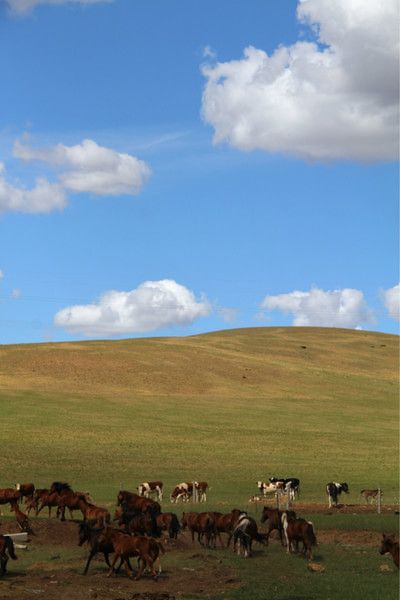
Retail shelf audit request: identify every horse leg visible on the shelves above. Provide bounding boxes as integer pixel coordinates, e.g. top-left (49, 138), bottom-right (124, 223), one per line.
top-left (83, 549), bottom-right (97, 575)
top-left (107, 554), bottom-right (119, 577)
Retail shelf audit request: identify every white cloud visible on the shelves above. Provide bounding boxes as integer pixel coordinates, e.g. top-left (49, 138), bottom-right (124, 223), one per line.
top-left (260, 287), bottom-right (373, 328)
top-left (217, 307), bottom-right (239, 323)
top-left (382, 283), bottom-right (400, 322)
top-left (14, 138), bottom-right (151, 196)
top-left (54, 279), bottom-right (211, 336)
top-left (11, 288), bottom-right (21, 299)
top-left (6, 0), bottom-right (111, 15)
top-left (0, 162), bottom-right (66, 214)
top-left (201, 0), bottom-right (399, 161)
top-left (0, 270), bottom-right (4, 280)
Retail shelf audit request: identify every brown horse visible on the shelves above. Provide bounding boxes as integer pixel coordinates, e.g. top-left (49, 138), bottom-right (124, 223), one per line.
top-left (181, 512), bottom-right (216, 548)
top-left (260, 507), bottom-right (297, 545)
top-left (281, 513), bottom-right (317, 560)
top-left (117, 491), bottom-right (161, 515)
top-left (0, 535), bottom-right (17, 576)
top-left (37, 491), bottom-right (61, 517)
top-left (79, 500), bottom-right (110, 527)
top-left (212, 509), bottom-right (242, 547)
top-left (0, 488), bottom-right (21, 508)
top-left (57, 491), bottom-right (89, 521)
top-left (10, 502), bottom-right (33, 534)
top-left (156, 512), bottom-right (180, 539)
top-left (103, 528), bottom-right (164, 580)
top-left (380, 534), bottom-right (399, 567)
top-left (15, 483), bottom-right (35, 504)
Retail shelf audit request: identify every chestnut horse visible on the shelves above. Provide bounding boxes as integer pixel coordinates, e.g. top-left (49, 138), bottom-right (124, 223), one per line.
top-left (181, 512), bottom-right (216, 548)
top-left (105, 529), bottom-right (164, 580)
top-left (380, 534), bottom-right (399, 567)
top-left (0, 535), bottom-right (17, 576)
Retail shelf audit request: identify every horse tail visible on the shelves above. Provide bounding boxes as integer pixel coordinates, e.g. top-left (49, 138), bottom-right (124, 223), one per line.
top-left (5, 537), bottom-right (17, 560)
top-left (307, 521), bottom-right (317, 546)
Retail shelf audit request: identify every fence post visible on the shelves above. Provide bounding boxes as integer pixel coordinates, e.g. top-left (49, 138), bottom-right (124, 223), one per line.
top-left (377, 487), bottom-right (381, 514)
top-left (192, 481), bottom-right (198, 504)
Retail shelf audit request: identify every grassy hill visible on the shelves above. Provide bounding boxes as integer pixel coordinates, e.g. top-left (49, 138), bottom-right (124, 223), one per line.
top-left (0, 327), bottom-right (398, 504)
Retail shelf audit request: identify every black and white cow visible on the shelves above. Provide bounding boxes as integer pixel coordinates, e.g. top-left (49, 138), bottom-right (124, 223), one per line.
top-left (326, 482), bottom-right (349, 507)
top-left (257, 481), bottom-right (283, 497)
top-left (269, 477), bottom-right (300, 500)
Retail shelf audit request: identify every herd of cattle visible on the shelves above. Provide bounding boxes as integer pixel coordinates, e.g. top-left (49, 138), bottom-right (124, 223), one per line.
top-left (0, 479), bottom-right (398, 578)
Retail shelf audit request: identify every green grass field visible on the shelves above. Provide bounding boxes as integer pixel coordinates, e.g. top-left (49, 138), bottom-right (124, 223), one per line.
top-left (0, 327), bottom-right (398, 599)
top-left (0, 327), bottom-right (398, 504)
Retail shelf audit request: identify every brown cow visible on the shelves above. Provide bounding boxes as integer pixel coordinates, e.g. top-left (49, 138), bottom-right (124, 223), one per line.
top-left (380, 534), bottom-right (399, 568)
top-left (260, 507), bottom-right (297, 545)
top-left (104, 529), bottom-right (164, 580)
top-left (0, 535), bottom-right (17, 576)
top-left (137, 481), bottom-right (163, 502)
top-left (281, 513), bottom-right (317, 560)
top-left (360, 489), bottom-right (381, 504)
top-left (195, 481), bottom-right (208, 502)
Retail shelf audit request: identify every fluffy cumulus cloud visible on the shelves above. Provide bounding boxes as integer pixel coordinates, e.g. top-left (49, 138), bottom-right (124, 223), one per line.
top-left (201, 0), bottom-right (399, 161)
top-left (382, 283), bottom-right (400, 322)
top-left (5, 0), bottom-right (111, 15)
top-left (0, 162), bottom-right (66, 214)
top-left (14, 139), bottom-right (151, 196)
top-left (54, 279), bottom-right (211, 336)
top-left (260, 287), bottom-right (373, 328)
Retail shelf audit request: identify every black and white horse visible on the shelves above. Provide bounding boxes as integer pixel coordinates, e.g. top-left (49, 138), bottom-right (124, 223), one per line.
top-left (326, 482), bottom-right (349, 507)
top-left (232, 512), bottom-right (267, 557)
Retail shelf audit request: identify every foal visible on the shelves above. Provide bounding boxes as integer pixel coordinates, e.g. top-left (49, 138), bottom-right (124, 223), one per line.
top-left (10, 502), bottom-right (33, 534)
top-left (380, 534), bottom-right (399, 568)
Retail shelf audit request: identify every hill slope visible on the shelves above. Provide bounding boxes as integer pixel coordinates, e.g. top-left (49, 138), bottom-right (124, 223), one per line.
top-left (0, 327), bottom-right (398, 502)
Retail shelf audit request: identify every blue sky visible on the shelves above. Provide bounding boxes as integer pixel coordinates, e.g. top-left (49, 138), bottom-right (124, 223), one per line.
top-left (0, 0), bottom-right (398, 344)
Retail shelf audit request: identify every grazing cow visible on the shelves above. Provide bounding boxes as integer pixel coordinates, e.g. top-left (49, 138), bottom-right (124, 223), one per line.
top-left (281, 512), bottom-right (317, 560)
top-left (232, 513), bottom-right (268, 557)
top-left (181, 512), bottom-right (216, 548)
top-left (360, 489), bottom-right (381, 504)
top-left (326, 482), bottom-right (349, 507)
top-left (104, 529), bottom-right (164, 580)
top-left (10, 502), bottom-right (33, 534)
top-left (257, 481), bottom-right (282, 497)
top-left (156, 512), bottom-right (180, 539)
top-left (260, 507), bottom-right (296, 546)
top-left (379, 534), bottom-right (399, 568)
top-left (137, 481), bottom-right (163, 502)
top-left (269, 477), bottom-right (300, 500)
top-left (0, 535), bottom-right (17, 576)
top-left (170, 482), bottom-right (193, 503)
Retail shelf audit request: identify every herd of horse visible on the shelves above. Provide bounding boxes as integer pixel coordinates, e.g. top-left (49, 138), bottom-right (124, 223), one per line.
top-left (0, 480), bottom-right (398, 580)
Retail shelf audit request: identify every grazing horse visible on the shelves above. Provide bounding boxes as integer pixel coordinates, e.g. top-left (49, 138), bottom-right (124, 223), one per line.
top-left (380, 534), bottom-right (399, 568)
top-left (181, 512), bottom-right (216, 548)
top-left (326, 482), bottom-right (349, 507)
top-left (0, 535), bottom-right (17, 576)
top-left (281, 512), bottom-right (317, 560)
top-left (10, 502), bottom-right (33, 534)
top-left (156, 512), bottom-right (181, 539)
top-left (360, 489), bottom-right (381, 504)
top-left (104, 529), bottom-right (164, 580)
top-left (232, 513), bottom-right (268, 557)
top-left (137, 481), bottom-right (163, 502)
top-left (260, 507), bottom-right (296, 545)
top-left (212, 509), bottom-right (242, 547)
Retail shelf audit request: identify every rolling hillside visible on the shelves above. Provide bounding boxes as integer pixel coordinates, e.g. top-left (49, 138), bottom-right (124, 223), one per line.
top-left (0, 327), bottom-right (398, 503)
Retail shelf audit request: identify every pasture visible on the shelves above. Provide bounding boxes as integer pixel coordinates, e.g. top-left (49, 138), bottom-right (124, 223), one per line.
top-left (0, 327), bottom-right (398, 598)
